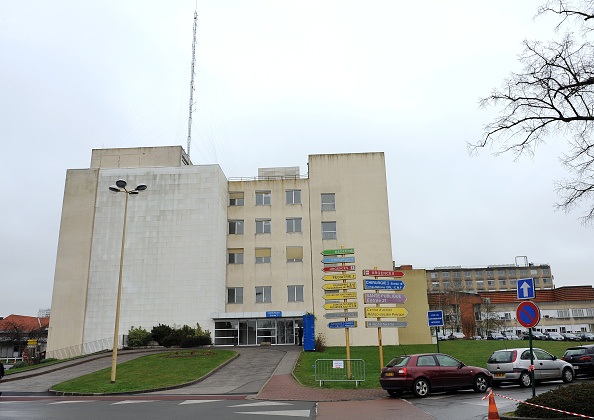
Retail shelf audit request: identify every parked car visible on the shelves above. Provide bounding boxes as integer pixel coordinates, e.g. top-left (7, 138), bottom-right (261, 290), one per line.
top-left (561, 333), bottom-right (581, 342)
top-left (562, 344), bottom-right (594, 376)
top-left (487, 332), bottom-right (505, 340)
top-left (433, 332), bottom-right (448, 341)
top-left (470, 335), bottom-right (484, 340)
top-left (577, 333), bottom-right (594, 341)
top-left (487, 348), bottom-right (574, 387)
top-left (502, 332), bottom-right (521, 340)
top-left (380, 353), bottom-right (492, 398)
top-left (546, 332), bottom-right (565, 341)
top-left (523, 331), bottom-right (547, 340)
top-left (449, 332), bottom-right (466, 340)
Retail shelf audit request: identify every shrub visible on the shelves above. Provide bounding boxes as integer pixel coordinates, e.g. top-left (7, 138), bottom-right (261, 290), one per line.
top-left (151, 324), bottom-right (173, 346)
top-left (162, 329), bottom-right (184, 347)
top-left (314, 333), bottom-right (327, 352)
top-left (180, 335), bottom-right (212, 348)
top-left (12, 361), bottom-right (27, 369)
top-left (515, 382), bottom-right (594, 418)
top-left (127, 326), bottom-right (152, 347)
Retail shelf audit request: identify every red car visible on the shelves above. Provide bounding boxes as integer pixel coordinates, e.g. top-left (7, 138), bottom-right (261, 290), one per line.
top-left (380, 353), bottom-right (493, 397)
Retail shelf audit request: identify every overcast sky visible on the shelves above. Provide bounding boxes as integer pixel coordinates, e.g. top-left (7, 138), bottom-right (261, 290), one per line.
top-left (1, 1), bottom-right (592, 318)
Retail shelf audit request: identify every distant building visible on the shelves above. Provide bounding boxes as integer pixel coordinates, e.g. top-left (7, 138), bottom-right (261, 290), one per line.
top-left (38, 309), bottom-right (51, 318)
top-left (47, 146), bottom-right (432, 358)
top-left (0, 314), bottom-right (49, 359)
top-left (426, 263), bottom-right (554, 294)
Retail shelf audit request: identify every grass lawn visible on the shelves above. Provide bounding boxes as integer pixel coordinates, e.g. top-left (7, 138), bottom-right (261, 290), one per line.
top-left (51, 349), bottom-right (236, 394)
top-left (294, 339), bottom-right (591, 389)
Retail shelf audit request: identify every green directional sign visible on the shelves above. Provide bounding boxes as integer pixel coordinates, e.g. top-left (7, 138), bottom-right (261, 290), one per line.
top-left (322, 248), bottom-right (355, 255)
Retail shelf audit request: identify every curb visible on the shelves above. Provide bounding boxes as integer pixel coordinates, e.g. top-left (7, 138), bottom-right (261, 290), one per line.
top-left (48, 351), bottom-right (240, 396)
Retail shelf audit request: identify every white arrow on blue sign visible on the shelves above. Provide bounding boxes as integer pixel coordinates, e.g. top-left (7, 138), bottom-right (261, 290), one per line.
top-left (322, 257), bottom-right (355, 263)
top-left (517, 278), bottom-right (535, 300)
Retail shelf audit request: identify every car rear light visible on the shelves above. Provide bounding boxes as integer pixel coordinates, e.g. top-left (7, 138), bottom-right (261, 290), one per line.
top-left (398, 368), bottom-right (407, 376)
top-left (511, 350), bottom-right (517, 362)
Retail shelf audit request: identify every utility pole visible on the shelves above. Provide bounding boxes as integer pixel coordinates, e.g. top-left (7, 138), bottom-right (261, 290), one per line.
top-left (187, 11), bottom-right (198, 159)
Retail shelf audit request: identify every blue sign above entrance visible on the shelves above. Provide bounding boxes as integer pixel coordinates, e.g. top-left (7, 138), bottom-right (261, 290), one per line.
top-left (266, 311), bottom-right (282, 317)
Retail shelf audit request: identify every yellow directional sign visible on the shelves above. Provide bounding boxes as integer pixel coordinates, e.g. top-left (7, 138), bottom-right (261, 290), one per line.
top-left (365, 307), bottom-right (408, 318)
top-left (27, 339), bottom-right (38, 346)
top-left (323, 292), bottom-right (357, 300)
top-left (323, 282), bottom-right (357, 291)
top-left (323, 274), bottom-right (356, 281)
top-left (324, 302), bottom-right (358, 310)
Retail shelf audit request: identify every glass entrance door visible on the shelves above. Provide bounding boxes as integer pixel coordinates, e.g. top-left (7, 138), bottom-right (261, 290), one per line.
top-left (276, 319), bottom-right (295, 344)
top-left (239, 320), bottom-right (256, 345)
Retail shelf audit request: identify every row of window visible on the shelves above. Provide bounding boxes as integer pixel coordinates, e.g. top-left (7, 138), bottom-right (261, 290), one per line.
top-left (228, 247), bottom-right (305, 264)
top-left (227, 285), bottom-right (304, 304)
top-left (229, 191), bottom-right (336, 210)
top-left (229, 220), bottom-right (337, 239)
top-left (430, 268), bottom-right (550, 279)
top-left (431, 277), bottom-right (552, 289)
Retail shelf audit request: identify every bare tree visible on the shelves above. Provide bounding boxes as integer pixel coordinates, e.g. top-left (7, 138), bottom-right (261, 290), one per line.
top-left (474, 1), bottom-right (594, 224)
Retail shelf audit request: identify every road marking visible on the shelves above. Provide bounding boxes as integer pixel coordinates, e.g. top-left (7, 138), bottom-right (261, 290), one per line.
top-left (111, 400), bottom-right (155, 405)
top-left (49, 401), bottom-right (93, 405)
top-left (235, 410), bottom-right (311, 417)
top-left (229, 401), bottom-right (293, 407)
top-left (179, 400), bottom-right (221, 405)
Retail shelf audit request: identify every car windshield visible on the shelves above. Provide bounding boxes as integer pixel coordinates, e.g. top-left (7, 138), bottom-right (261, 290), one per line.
top-left (386, 356), bottom-right (410, 367)
top-left (492, 333), bottom-right (503, 338)
top-left (565, 348), bottom-right (586, 357)
top-left (488, 351), bottom-right (514, 363)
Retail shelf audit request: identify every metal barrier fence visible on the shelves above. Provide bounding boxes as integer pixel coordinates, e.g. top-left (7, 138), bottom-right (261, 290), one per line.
top-left (314, 359), bottom-right (365, 387)
top-left (47, 337), bottom-right (119, 360)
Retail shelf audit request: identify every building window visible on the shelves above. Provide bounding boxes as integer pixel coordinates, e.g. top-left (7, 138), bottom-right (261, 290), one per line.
top-left (441, 272), bottom-right (450, 279)
top-left (228, 220), bottom-right (244, 234)
top-left (499, 279), bottom-right (507, 286)
top-left (519, 269), bottom-right (527, 275)
top-left (227, 287), bottom-right (243, 304)
top-left (286, 246), bottom-right (303, 262)
top-left (510, 279), bottom-right (517, 286)
top-left (229, 192), bottom-right (244, 206)
top-left (288, 285), bottom-right (304, 302)
top-left (508, 269), bottom-right (516, 276)
top-left (476, 281), bottom-right (484, 289)
top-left (475, 271), bottom-right (483, 278)
top-left (256, 286), bottom-right (272, 303)
top-left (432, 281), bottom-right (440, 288)
top-left (256, 219), bottom-right (271, 234)
top-left (534, 277), bottom-right (540, 284)
top-left (321, 193), bottom-right (336, 211)
top-left (286, 218), bottom-right (302, 233)
top-left (443, 281), bottom-right (450, 288)
top-left (453, 280), bottom-right (462, 288)
top-left (530, 269), bottom-right (538, 275)
top-left (497, 270), bottom-right (505, 276)
top-left (487, 280), bottom-right (495, 286)
top-left (228, 248), bottom-right (244, 264)
top-left (543, 268), bottom-right (550, 275)
top-left (486, 270), bottom-right (494, 277)
top-left (430, 272), bottom-right (439, 279)
top-left (464, 271), bottom-right (472, 278)
top-left (543, 277), bottom-right (551, 284)
top-left (255, 248), bottom-right (271, 264)
top-left (465, 280), bottom-right (473, 288)
top-left (322, 221), bottom-right (337, 240)
top-left (286, 190), bottom-right (301, 205)
top-left (453, 272), bottom-right (461, 278)
top-left (256, 191), bottom-right (271, 205)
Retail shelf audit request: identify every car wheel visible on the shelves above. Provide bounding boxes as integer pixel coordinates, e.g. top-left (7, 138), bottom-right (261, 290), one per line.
top-left (473, 374), bottom-right (488, 393)
top-left (387, 389), bottom-right (403, 398)
top-left (562, 367), bottom-right (574, 383)
top-left (519, 371), bottom-right (532, 388)
top-left (412, 378), bottom-right (430, 397)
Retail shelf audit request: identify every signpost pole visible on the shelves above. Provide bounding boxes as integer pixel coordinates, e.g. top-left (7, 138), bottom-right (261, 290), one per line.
top-left (436, 327), bottom-right (440, 353)
top-left (341, 247), bottom-right (352, 379)
top-left (529, 327), bottom-right (535, 398)
top-left (373, 267), bottom-right (384, 369)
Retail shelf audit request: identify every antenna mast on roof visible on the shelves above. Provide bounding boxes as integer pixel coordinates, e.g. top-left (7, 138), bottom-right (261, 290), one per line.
top-left (186, 10), bottom-right (198, 159)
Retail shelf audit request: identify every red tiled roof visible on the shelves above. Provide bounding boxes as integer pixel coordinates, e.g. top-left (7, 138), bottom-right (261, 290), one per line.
top-left (0, 314), bottom-right (50, 332)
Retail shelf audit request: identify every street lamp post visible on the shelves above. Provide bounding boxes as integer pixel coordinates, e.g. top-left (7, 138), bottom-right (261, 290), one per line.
top-left (109, 179), bottom-right (147, 383)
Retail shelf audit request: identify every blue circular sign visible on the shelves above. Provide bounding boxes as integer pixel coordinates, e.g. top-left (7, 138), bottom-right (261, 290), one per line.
top-left (516, 301), bottom-right (540, 328)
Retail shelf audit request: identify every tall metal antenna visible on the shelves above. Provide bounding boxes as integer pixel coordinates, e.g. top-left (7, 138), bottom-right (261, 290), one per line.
top-left (187, 10), bottom-right (198, 159)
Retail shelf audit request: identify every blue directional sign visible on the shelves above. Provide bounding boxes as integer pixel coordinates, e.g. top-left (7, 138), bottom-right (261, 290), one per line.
top-left (363, 279), bottom-right (405, 290)
top-left (517, 278), bottom-right (535, 300)
top-left (322, 257), bottom-right (355, 263)
top-left (427, 310), bottom-right (444, 327)
top-left (328, 321), bottom-right (356, 329)
top-left (266, 311), bottom-right (282, 317)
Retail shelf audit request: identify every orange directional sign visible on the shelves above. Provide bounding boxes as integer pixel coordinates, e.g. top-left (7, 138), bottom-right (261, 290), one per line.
top-left (323, 274), bottom-right (356, 281)
top-left (324, 302), bottom-right (358, 310)
top-left (323, 282), bottom-right (357, 291)
top-left (323, 265), bottom-right (355, 272)
top-left (365, 307), bottom-right (408, 318)
top-left (323, 292), bottom-right (357, 300)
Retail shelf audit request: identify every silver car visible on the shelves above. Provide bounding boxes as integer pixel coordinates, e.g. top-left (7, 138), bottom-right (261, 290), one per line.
top-left (487, 348), bottom-right (574, 387)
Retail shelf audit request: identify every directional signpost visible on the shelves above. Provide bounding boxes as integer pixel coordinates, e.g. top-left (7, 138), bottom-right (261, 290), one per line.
top-left (322, 257), bottom-right (355, 263)
top-left (366, 321), bottom-right (408, 328)
top-left (323, 248), bottom-right (354, 255)
top-left (363, 279), bottom-right (405, 290)
top-left (323, 282), bottom-right (357, 291)
top-left (323, 274), bottom-right (356, 281)
top-left (323, 265), bottom-right (355, 272)
top-left (324, 301), bottom-right (358, 310)
top-left (364, 293), bottom-right (407, 304)
top-left (517, 278), bottom-right (536, 300)
top-left (363, 269), bottom-right (404, 277)
top-left (328, 321), bottom-right (357, 329)
top-left (365, 307), bottom-right (408, 318)
top-left (428, 310), bottom-right (444, 352)
top-left (517, 300), bottom-right (540, 398)
top-left (325, 311), bottom-right (358, 319)
top-left (323, 292), bottom-right (358, 300)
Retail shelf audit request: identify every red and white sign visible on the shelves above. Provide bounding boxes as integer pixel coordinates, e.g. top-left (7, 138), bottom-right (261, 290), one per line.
top-left (323, 265), bottom-right (355, 272)
top-left (363, 269), bottom-right (404, 277)
top-left (516, 301), bottom-right (540, 328)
